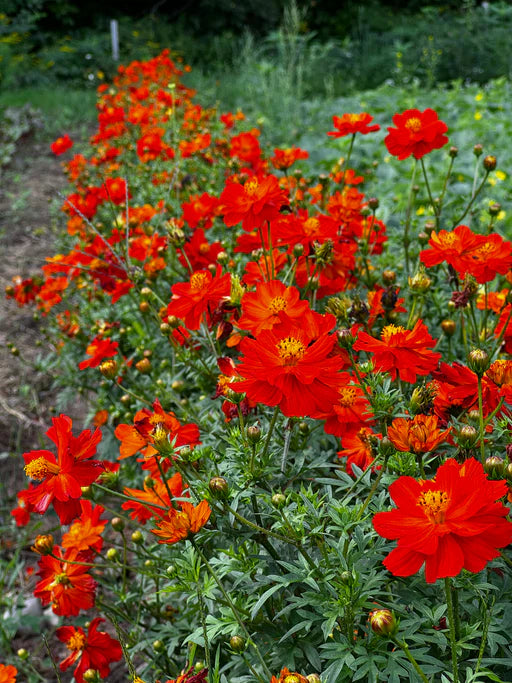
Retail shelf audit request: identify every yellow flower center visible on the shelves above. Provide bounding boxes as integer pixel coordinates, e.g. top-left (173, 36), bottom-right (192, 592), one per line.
top-left (303, 217), bottom-right (319, 235)
top-left (54, 572), bottom-right (71, 586)
top-left (276, 336), bottom-right (306, 365)
top-left (199, 242), bottom-right (210, 255)
top-left (283, 677), bottom-right (302, 683)
top-left (338, 386), bottom-right (357, 407)
top-left (268, 295), bottom-right (287, 314)
top-left (244, 179), bottom-right (259, 197)
top-left (381, 324), bottom-right (405, 343)
top-left (24, 457), bottom-right (60, 480)
top-left (347, 114), bottom-right (360, 123)
top-left (66, 631), bottom-right (86, 652)
top-left (190, 272), bottom-right (209, 291)
top-left (417, 489), bottom-right (450, 523)
top-left (405, 117), bottom-right (421, 133)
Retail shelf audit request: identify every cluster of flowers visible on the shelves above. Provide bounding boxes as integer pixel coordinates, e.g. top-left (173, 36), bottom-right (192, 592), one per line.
top-left (5, 49), bottom-right (512, 682)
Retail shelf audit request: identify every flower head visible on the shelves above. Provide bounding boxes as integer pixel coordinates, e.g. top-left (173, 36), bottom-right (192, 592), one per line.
top-left (373, 458), bottom-right (512, 583)
top-left (57, 617), bottom-right (122, 683)
top-left (151, 500), bottom-right (211, 544)
top-left (387, 414), bottom-right (450, 454)
top-left (220, 175), bottom-right (288, 232)
top-left (327, 113), bottom-right (380, 138)
top-left (51, 134), bottom-right (73, 155)
top-left (0, 664), bottom-right (17, 683)
top-left (385, 108), bottom-right (448, 160)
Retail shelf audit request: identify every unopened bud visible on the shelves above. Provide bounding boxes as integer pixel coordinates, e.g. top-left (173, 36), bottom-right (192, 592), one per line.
top-left (83, 671), bottom-right (100, 683)
top-left (484, 455), bottom-right (505, 477)
top-left (153, 640), bottom-right (165, 653)
top-left (408, 268), bottom-right (431, 293)
top-left (209, 476), bottom-right (229, 499)
top-left (307, 675), bottom-right (321, 683)
top-left (229, 635), bottom-right (246, 652)
top-left (483, 155), bottom-right (497, 171)
top-left (369, 608), bottom-right (397, 637)
top-left (139, 301), bottom-right (150, 313)
top-left (131, 530), bottom-right (144, 544)
top-left (247, 425), bottom-right (261, 443)
top-left (17, 648), bottom-right (29, 660)
top-left (337, 328), bottom-right (354, 348)
top-left (111, 517), bottom-right (124, 532)
top-left (467, 348), bottom-right (490, 375)
top-left (99, 359), bottom-right (118, 379)
top-left (448, 146), bottom-right (458, 158)
top-left (473, 143), bottom-right (483, 157)
top-left (135, 358), bottom-right (151, 374)
top-left (441, 319), bottom-right (456, 336)
top-left (368, 197), bottom-right (379, 210)
top-left (293, 242), bottom-right (305, 258)
top-left (217, 251), bottom-right (229, 265)
top-left (457, 424), bottom-right (478, 448)
top-left (106, 548), bottom-right (118, 560)
top-left (32, 534), bottom-right (54, 555)
top-left (382, 270), bottom-right (396, 285)
top-left (271, 493), bottom-right (286, 508)
top-left (488, 202), bottom-right (501, 217)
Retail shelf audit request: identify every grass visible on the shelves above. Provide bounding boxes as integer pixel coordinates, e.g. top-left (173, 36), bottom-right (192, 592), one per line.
top-left (0, 87), bottom-right (97, 139)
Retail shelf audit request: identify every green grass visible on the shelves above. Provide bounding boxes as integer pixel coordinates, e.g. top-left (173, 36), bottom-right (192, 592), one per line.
top-left (0, 87), bottom-right (97, 139)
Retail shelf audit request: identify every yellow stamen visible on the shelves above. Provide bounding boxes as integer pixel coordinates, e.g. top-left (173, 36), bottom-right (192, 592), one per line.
top-left (338, 386), bottom-right (357, 407)
top-left (276, 336), bottom-right (306, 365)
top-left (381, 324), bottom-right (405, 343)
top-left (417, 489), bottom-right (450, 523)
top-left (24, 457), bottom-right (60, 480)
top-left (405, 117), bottom-right (421, 133)
top-left (190, 272), bottom-right (209, 291)
top-left (244, 179), bottom-right (259, 196)
top-left (268, 295), bottom-right (287, 314)
top-left (66, 631), bottom-right (86, 652)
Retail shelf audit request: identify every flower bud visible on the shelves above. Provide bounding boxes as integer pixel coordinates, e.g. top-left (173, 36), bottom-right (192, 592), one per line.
top-left (32, 534), bottom-right (54, 555)
top-left (153, 640), bottom-right (165, 653)
top-left (417, 231), bottom-right (429, 245)
top-left (106, 548), bottom-right (118, 560)
top-left (484, 455), bottom-right (505, 478)
top-left (382, 270), bottom-right (396, 285)
top-left (408, 267), bottom-right (431, 293)
top-left (83, 671), bottom-right (101, 683)
top-left (448, 146), bottom-right (458, 158)
top-left (247, 424), bottom-right (261, 443)
top-left (369, 608), bottom-right (397, 637)
top-left (131, 530), bottom-right (144, 544)
top-left (271, 493), bottom-right (286, 508)
top-left (167, 315), bottom-right (181, 329)
top-left (99, 359), bottom-right (118, 379)
top-left (293, 243), bottom-right (305, 258)
top-left (160, 322), bottom-right (171, 334)
top-left (120, 393), bottom-right (131, 405)
top-left (172, 379), bottom-right (185, 391)
top-left (340, 570), bottom-right (352, 584)
top-left (473, 143), bottom-right (483, 157)
top-left (441, 319), bottom-right (456, 336)
top-left (179, 445), bottom-right (193, 460)
top-left (229, 635), bottom-right (246, 652)
top-left (337, 328), bottom-right (354, 348)
top-left (368, 197), bottom-right (379, 210)
top-left (209, 476), bottom-right (229, 499)
top-left (17, 648), bottom-right (29, 660)
top-left (111, 517), bottom-right (125, 532)
top-left (483, 155), bottom-right (497, 171)
top-left (409, 385), bottom-right (435, 415)
top-left (457, 424), bottom-right (478, 448)
top-left (488, 202), bottom-right (501, 217)
top-left (424, 219), bottom-right (436, 234)
top-left (298, 421), bottom-right (309, 435)
top-left (139, 301), bottom-right (150, 313)
top-left (166, 564), bottom-right (176, 576)
top-left (307, 675), bottom-right (321, 683)
top-left (135, 358), bottom-right (152, 374)
top-left (467, 348), bottom-right (490, 375)
top-left (217, 250), bottom-right (229, 265)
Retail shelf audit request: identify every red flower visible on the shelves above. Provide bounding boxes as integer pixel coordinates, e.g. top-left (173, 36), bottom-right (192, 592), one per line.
top-left (353, 320), bottom-right (441, 383)
top-left (151, 500), bottom-right (211, 544)
top-left (164, 666), bottom-right (208, 683)
top-left (167, 268), bottom-right (231, 330)
top-left (270, 667), bottom-right (309, 683)
top-left (34, 545), bottom-right (97, 616)
top-left (57, 617), bottom-right (123, 683)
top-left (327, 113), bottom-right (380, 138)
top-left (51, 134), bottom-right (73, 155)
top-left (385, 108), bottom-right (448, 160)
top-left (373, 458), bottom-right (512, 583)
top-left (232, 313), bottom-right (346, 418)
top-left (420, 224), bottom-right (482, 273)
top-left (271, 146), bottom-right (309, 170)
top-left (22, 415), bottom-right (103, 524)
top-left (123, 472), bottom-right (186, 523)
top-left (79, 337), bottom-right (119, 370)
top-left (0, 664), bottom-right (17, 683)
top-left (220, 175), bottom-right (288, 232)
top-left (338, 427), bottom-right (380, 476)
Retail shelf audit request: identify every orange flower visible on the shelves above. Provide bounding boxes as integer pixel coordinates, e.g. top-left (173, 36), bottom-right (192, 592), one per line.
top-left (322, 375), bottom-right (374, 438)
top-left (238, 280), bottom-right (310, 335)
top-left (151, 500), bottom-right (211, 544)
top-left (353, 320), bottom-right (441, 383)
top-left (385, 108), bottom-right (448, 160)
top-left (270, 667), bottom-right (309, 683)
top-left (122, 472), bottom-right (186, 523)
top-left (327, 112), bottom-right (380, 138)
top-left (62, 500), bottom-right (108, 552)
top-left (387, 414), bottom-right (450, 454)
top-left (220, 175), bottom-right (288, 232)
top-left (0, 665), bottom-right (17, 683)
top-left (373, 458), bottom-right (512, 583)
top-left (78, 337), bottom-right (119, 370)
top-left (270, 146), bottom-right (309, 170)
top-left (34, 545), bottom-right (97, 616)
top-left (338, 427), bottom-right (380, 476)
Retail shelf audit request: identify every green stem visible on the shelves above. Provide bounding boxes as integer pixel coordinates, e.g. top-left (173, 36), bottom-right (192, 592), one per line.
top-left (420, 157), bottom-right (439, 218)
top-left (196, 572), bottom-right (212, 682)
top-left (403, 159), bottom-right (418, 279)
top-left (452, 170), bottom-right (490, 228)
top-left (42, 634), bottom-right (63, 683)
top-left (355, 456), bottom-right (387, 522)
top-left (191, 540), bottom-right (272, 680)
top-left (444, 577), bottom-right (460, 683)
top-left (477, 375), bottom-right (486, 463)
top-left (261, 406), bottom-right (280, 460)
top-left (391, 637), bottom-right (430, 683)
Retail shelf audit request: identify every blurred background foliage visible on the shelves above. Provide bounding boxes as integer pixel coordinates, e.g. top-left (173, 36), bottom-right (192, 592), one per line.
top-left (1, 0), bottom-right (512, 93)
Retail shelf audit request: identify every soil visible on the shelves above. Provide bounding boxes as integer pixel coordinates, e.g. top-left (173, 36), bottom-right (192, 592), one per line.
top-left (0, 130), bottom-right (130, 681)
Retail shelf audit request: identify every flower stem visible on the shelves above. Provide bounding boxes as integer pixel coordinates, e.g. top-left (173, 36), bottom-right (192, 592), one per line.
top-left (477, 375), bottom-right (486, 463)
top-left (403, 158), bottom-right (418, 279)
top-left (444, 576), bottom-right (460, 683)
top-left (261, 406), bottom-right (280, 460)
top-left (391, 637), bottom-right (430, 683)
top-left (191, 540), bottom-right (271, 680)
